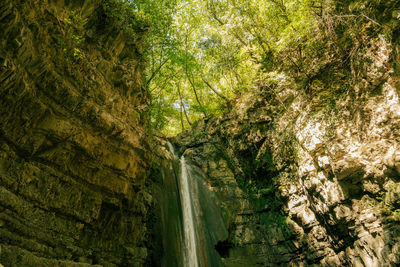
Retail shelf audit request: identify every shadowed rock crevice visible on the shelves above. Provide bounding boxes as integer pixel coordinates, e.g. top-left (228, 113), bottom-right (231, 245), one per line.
top-left (214, 239), bottom-right (233, 258)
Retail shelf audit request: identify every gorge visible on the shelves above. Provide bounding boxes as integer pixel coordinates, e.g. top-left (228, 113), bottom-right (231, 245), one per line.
top-left (1, 0), bottom-right (400, 266)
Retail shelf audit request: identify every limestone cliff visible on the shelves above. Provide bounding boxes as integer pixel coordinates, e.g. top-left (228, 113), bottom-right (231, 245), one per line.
top-left (172, 21), bottom-right (400, 267)
top-left (0, 0), bottom-right (152, 266)
top-left (2, 0), bottom-right (400, 267)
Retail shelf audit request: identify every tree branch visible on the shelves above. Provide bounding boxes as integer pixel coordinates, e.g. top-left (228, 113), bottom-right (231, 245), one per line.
top-left (201, 76), bottom-right (231, 108)
top-left (146, 57), bottom-right (170, 86)
top-left (177, 83), bottom-right (192, 126)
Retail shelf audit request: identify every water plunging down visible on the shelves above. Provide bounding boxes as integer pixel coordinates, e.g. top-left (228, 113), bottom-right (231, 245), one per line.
top-left (179, 156), bottom-right (199, 267)
top-left (164, 142), bottom-right (224, 267)
top-left (167, 142), bottom-right (176, 157)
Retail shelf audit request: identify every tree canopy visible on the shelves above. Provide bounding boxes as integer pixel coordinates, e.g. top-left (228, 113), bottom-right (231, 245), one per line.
top-left (117, 0), bottom-right (399, 135)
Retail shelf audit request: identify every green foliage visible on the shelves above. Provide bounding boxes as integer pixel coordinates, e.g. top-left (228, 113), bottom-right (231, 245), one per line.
top-left (258, 187), bottom-right (275, 197)
top-left (192, 130), bottom-right (207, 138)
top-left (393, 209), bottom-right (400, 222)
top-left (65, 10), bottom-right (88, 26)
top-left (105, 0), bottom-right (399, 134)
top-left (378, 182), bottom-right (400, 222)
top-left (231, 236), bottom-right (241, 247)
top-left (54, 10), bottom-right (87, 62)
top-left (102, 0), bottom-right (150, 35)
top-left (381, 205), bottom-right (400, 222)
top-left (252, 192), bottom-right (292, 237)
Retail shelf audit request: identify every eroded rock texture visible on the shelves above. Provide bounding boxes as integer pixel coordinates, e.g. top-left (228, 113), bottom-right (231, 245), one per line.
top-left (0, 0), bottom-right (151, 266)
top-left (173, 34), bottom-right (400, 266)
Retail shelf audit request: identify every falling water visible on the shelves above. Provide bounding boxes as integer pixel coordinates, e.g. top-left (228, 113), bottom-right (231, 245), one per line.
top-left (167, 142), bottom-right (176, 157)
top-left (179, 156), bottom-right (199, 267)
top-left (164, 142), bottom-right (222, 267)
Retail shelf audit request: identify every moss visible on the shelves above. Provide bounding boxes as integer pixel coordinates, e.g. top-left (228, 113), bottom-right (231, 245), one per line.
top-left (193, 130), bottom-right (207, 138)
top-left (381, 206), bottom-right (400, 222)
top-left (378, 183), bottom-right (400, 221)
top-left (392, 209), bottom-right (400, 222)
top-left (259, 212), bottom-right (292, 237)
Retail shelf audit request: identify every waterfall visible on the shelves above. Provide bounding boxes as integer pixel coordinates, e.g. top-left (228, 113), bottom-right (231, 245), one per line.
top-left (166, 142), bottom-right (199, 267)
top-left (167, 142), bottom-right (177, 157)
top-left (162, 142), bottom-right (223, 267)
top-left (179, 156), bottom-right (199, 267)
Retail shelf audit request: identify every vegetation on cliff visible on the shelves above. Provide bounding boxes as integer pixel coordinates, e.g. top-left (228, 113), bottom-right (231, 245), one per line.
top-left (1, 0), bottom-right (400, 266)
top-left (119, 0), bottom-right (400, 135)
top-left (163, 1), bottom-right (400, 265)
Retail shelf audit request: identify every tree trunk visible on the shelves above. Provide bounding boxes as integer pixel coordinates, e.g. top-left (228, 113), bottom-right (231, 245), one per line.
top-left (177, 83), bottom-right (192, 126)
top-left (186, 72), bottom-right (207, 116)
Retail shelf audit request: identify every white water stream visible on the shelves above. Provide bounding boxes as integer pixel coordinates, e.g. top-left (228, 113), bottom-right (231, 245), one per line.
top-left (167, 142), bottom-right (199, 267)
top-left (179, 156), bottom-right (199, 267)
top-left (167, 142), bottom-right (176, 157)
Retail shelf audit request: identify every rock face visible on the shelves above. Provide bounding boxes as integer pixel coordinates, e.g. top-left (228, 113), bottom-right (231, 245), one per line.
top-left (0, 0), bottom-right (152, 266)
top-left (147, 141), bottom-right (185, 267)
top-left (172, 32), bottom-right (400, 266)
top-left (2, 1), bottom-right (400, 267)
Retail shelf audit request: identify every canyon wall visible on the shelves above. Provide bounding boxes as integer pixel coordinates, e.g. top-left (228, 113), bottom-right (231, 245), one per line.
top-left (1, 1), bottom-right (400, 267)
top-left (0, 0), bottom-right (152, 266)
top-left (172, 30), bottom-right (400, 266)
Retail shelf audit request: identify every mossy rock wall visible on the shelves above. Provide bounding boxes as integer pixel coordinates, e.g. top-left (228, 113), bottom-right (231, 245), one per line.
top-left (0, 0), bottom-right (152, 266)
